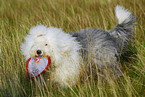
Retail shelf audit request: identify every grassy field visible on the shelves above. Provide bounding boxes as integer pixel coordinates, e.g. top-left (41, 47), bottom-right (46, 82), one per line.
top-left (0, 0), bottom-right (145, 96)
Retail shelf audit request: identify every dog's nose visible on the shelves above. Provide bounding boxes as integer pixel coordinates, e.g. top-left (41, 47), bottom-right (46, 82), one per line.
top-left (37, 50), bottom-right (42, 55)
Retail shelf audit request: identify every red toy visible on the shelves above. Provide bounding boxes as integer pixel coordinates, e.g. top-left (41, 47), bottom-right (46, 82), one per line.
top-left (26, 56), bottom-right (51, 78)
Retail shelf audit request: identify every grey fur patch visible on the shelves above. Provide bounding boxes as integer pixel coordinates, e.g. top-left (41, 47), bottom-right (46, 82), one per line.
top-left (71, 13), bottom-right (136, 67)
top-left (71, 28), bottom-right (118, 67)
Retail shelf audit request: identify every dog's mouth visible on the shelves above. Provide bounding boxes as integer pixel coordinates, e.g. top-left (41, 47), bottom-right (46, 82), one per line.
top-left (35, 54), bottom-right (43, 57)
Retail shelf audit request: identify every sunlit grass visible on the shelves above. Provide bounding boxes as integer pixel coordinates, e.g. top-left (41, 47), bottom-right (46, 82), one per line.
top-left (0, 0), bottom-right (145, 96)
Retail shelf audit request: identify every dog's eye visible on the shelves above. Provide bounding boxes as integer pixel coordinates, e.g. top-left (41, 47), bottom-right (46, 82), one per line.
top-left (45, 44), bottom-right (48, 46)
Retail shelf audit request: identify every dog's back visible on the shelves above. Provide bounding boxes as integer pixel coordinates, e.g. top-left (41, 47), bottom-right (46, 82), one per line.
top-left (71, 5), bottom-right (136, 67)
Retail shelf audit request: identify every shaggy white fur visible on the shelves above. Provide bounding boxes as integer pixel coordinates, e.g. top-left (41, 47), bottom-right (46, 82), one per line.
top-left (20, 5), bottom-right (136, 88)
top-left (21, 26), bottom-right (82, 88)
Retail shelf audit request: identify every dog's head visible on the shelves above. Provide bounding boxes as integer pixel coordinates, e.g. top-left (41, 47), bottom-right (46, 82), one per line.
top-left (20, 25), bottom-right (63, 61)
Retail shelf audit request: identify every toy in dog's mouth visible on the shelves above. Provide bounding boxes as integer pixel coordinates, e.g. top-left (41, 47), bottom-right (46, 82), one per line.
top-left (26, 56), bottom-right (51, 78)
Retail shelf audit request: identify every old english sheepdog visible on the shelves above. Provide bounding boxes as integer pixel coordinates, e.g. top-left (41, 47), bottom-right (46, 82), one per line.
top-left (20, 5), bottom-right (136, 88)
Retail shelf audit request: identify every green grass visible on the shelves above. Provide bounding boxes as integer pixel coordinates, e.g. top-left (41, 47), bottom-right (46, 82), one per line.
top-left (0, 0), bottom-right (145, 96)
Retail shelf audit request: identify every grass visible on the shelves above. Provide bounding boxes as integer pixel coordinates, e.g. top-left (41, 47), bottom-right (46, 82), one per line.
top-left (0, 0), bottom-right (145, 96)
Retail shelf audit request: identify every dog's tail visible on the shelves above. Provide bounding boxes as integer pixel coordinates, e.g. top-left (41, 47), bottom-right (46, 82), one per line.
top-left (109, 5), bottom-right (137, 54)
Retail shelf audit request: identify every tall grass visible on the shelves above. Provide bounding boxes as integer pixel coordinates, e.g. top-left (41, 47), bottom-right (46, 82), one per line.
top-left (0, 0), bottom-right (145, 96)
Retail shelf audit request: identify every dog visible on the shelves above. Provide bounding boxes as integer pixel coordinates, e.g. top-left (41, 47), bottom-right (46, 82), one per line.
top-left (20, 5), bottom-right (136, 88)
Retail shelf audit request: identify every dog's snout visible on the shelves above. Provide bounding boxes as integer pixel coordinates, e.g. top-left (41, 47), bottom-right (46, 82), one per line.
top-left (37, 50), bottom-right (42, 55)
